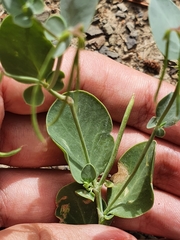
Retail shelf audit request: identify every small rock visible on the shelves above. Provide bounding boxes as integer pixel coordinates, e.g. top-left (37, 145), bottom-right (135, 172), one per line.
top-left (112, 0), bottom-right (120, 4)
top-left (121, 53), bottom-right (134, 60)
top-left (115, 11), bottom-right (126, 19)
top-left (103, 23), bottom-right (114, 35)
top-left (126, 22), bottom-right (135, 32)
top-left (86, 25), bottom-right (103, 37)
top-left (88, 35), bottom-right (106, 49)
top-left (99, 46), bottom-right (109, 55)
top-left (143, 11), bottom-right (148, 21)
top-left (117, 3), bottom-right (128, 12)
top-left (130, 30), bottom-right (139, 38)
top-left (92, 17), bottom-right (100, 25)
top-left (126, 37), bottom-right (137, 50)
top-left (109, 34), bottom-right (118, 46)
top-left (106, 50), bottom-right (119, 59)
top-left (36, 11), bottom-right (50, 22)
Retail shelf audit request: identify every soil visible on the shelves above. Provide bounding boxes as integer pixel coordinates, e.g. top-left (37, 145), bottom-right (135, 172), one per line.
top-left (0, 0), bottom-right (179, 239)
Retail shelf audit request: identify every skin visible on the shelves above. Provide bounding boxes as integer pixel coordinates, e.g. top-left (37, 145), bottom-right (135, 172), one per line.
top-left (0, 48), bottom-right (179, 239)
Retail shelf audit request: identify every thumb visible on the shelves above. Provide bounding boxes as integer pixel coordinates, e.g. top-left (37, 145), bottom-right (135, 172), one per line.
top-left (0, 223), bottom-right (136, 240)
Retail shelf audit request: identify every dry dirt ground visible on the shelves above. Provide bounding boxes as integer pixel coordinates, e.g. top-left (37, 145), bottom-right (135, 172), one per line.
top-left (0, 0), bottom-right (179, 239)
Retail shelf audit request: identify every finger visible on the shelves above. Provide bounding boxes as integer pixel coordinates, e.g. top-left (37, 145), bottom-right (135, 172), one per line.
top-left (0, 77), bottom-right (55, 116)
top-left (112, 189), bottom-right (180, 240)
top-left (0, 112), bottom-right (66, 167)
top-left (1, 114), bottom-right (180, 198)
top-left (0, 168), bottom-right (179, 239)
top-left (0, 169), bottom-right (73, 226)
top-left (0, 223), bottom-right (136, 240)
top-left (1, 48), bottom-right (179, 145)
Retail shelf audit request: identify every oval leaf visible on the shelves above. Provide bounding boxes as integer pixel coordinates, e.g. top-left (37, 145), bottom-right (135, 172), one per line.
top-left (46, 70), bottom-right (64, 91)
top-left (55, 182), bottom-right (98, 224)
top-left (45, 15), bottom-right (71, 57)
top-left (149, 0), bottom-right (180, 59)
top-left (2, 0), bottom-right (44, 21)
top-left (46, 90), bottom-right (114, 183)
top-left (45, 15), bottom-right (67, 41)
top-left (61, 0), bottom-right (98, 31)
top-left (23, 85), bottom-right (44, 106)
top-left (13, 8), bottom-right (33, 28)
top-left (156, 92), bottom-right (180, 127)
top-left (0, 16), bottom-right (54, 78)
top-left (107, 141), bottom-right (156, 218)
top-left (75, 189), bottom-right (95, 202)
top-left (147, 92), bottom-right (180, 129)
top-left (81, 163), bottom-right (96, 183)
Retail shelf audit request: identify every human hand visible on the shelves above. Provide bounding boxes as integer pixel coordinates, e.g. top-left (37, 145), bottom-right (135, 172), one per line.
top-left (0, 48), bottom-right (179, 239)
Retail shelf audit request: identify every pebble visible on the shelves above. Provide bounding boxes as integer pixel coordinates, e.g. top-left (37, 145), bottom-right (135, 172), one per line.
top-left (126, 36), bottom-right (137, 50)
top-left (109, 34), bottom-right (118, 46)
top-left (88, 35), bottom-right (106, 49)
top-left (121, 53), bottom-right (134, 60)
top-left (115, 11), bottom-right (126, 19)
top-left (130, 30), bottom-right (139, 38)
top-left (103, 23), bottom-right (114, 35)
top-left (126, 22), bottom-right (135, 32)
top-left (99, 45), bottom-right (109, 55)
top-left (86, 25), bottom-right (103, 37)
top-left (117, 3), bottom-right (128, 12)
top-left (36, 11), bottom-right (50, 22)
top-left (106, 50), bottom-right (119, 59)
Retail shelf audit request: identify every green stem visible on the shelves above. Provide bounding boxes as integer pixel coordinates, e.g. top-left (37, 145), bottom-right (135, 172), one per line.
top-left (47, 56), bottom-right (62, 90)
top-left (0, 147), bottom-right (22, 157)
top-left (38, 30), bottom-right (70, 81)
top-left (69, 102), bottom-right (90, 164)
top-left (31, 85), bottom-right (45, 142)
top-left (93, 183), bottom-right (104, 224)
top-left (154, 31), bottom-right (170, 102)
top-left (99, 95), bottom-right (135, 187)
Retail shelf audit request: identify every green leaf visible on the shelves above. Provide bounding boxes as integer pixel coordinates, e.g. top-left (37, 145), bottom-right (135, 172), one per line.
top-left (146, 116), bottom-right (157, 129)
top-left (2, 0), bottom-right (44, 27)
top-left (44, 15), bottom-right (70, 57)
top-left (81, 164), bottom-right (96, 183)
top-left (106, 141), bottom-right (156, 218)
top-left (0, 16), bottom-right (54, 79)
top-left (23, 85), bottom-right (44, 106)
top-left (55, 182), bottom-right (98, 224)
top-left (2, 0), bottom-right (28, 17)
top-left (2, 0), bottom-right (44, 15)
top-left (14, 7), bottom-right (33, 28)
top-left (155, 127), bottom-right (165, 138)
top-left (29, 0), bottom-right (44, 14)
top-left (147, 92), bottom-right (180, 129)
top-left (61, 0), bottom-right (98, 31)
top-left (46, 70), bottom-right (64, 91)
top-left (45, 16), bottom-right (67, 41)
top-left (46, 90), bottom-right (114, 183)
top-left (75, 189), bottom-right (95, 202)
top-left (149, 0), bottom-right (180, 60)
